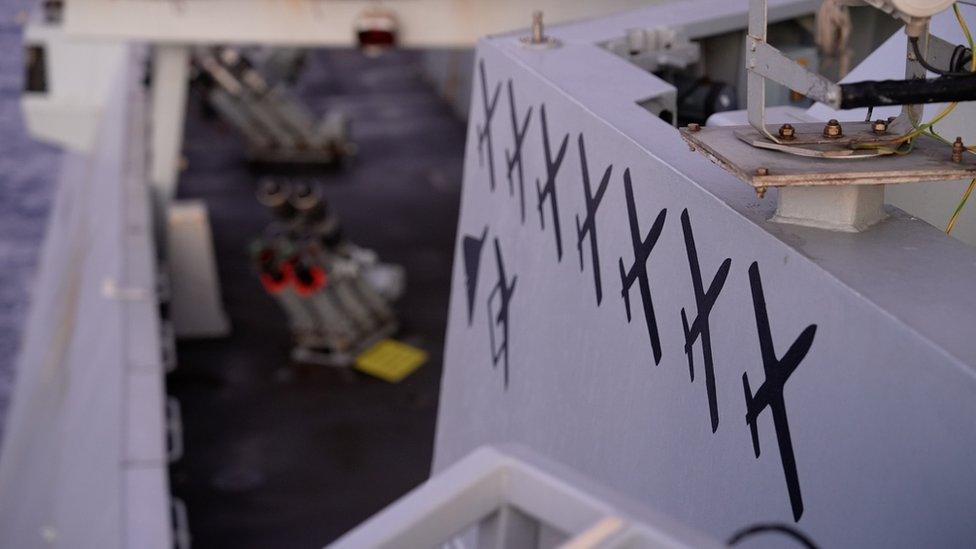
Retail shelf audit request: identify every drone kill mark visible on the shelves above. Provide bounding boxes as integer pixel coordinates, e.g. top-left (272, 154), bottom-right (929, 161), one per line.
top-left (487, 237), bottom-right (517, 389)
top-left (476, 60), bottom-right (501, 192)
top-left (679, 209), bottom-right (731, 432)
top-left (618, 169), bottom-right (667, 366)
top-left (535, 104), bottom-right (569, 262)
top-left (505, 79), bottom-right (533, 224)
top-left (462, 226), bottom-right (489, 326)
top-left (575, 134), bottom-right (613, 306)
top-left (743, 261), bottom-right (817, 521)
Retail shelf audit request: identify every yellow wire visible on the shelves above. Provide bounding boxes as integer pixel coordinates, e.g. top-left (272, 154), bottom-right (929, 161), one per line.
top-left (955, 4), bottom-right (975, 64)
top-left (856, 103), bottom-right (958, 150)
top-left (857, 6), bottom-right (976, 235)
top-left (946, 178), bottom-right (976, 234)
top-left (863, 6), bottom-right (975, 150)
top-left (943, 5), bottom-right (976, 235)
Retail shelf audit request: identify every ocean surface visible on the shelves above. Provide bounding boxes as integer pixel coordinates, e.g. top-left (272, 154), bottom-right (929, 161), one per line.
top-left (0, 0), bottom-right (60, 444)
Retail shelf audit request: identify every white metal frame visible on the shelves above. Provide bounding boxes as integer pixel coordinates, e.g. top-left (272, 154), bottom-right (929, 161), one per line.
top-left (330, 445), bottom-right (722, 549)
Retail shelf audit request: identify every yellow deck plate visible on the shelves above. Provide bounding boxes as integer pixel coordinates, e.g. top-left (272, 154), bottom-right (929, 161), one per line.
top-left (354, 339), bottom-right (427, 383)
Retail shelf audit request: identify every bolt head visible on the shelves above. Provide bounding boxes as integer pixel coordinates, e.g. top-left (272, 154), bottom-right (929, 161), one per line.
top-left (872, 119), bottom-right (887, 135)
top-left (756, 167), bottom-right (769, 176)
top-left (687, 123), bottom-right (701, 132)
top-left (823, 119), bottom-right (843, 138)
top-left (778, 123), bottom-right (795, 140)
top-left (953, 137), bottom-right (965, 162)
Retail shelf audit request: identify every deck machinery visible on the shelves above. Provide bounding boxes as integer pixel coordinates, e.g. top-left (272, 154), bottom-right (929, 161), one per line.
top-left (683, 0), bottom-right (976, 230)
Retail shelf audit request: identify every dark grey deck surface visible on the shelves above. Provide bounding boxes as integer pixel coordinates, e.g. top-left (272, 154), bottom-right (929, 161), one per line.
top-left (0, 1), bottom-right (59, 446)
top-left (168, 49), bottom-right (465, 547)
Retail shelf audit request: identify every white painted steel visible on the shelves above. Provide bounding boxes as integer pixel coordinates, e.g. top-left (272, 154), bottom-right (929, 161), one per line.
top-left (20, 13), bottom-right (128, 151)
top-left (166, 200), bottom-right (230, 339)
top-left (149, 45), bottom-right (190, 198)
top-left (63, 0), bottom-right (663, 47)
top-left (0, 48), bottom-right (172, 549)
top-left (772, 184), bottom-right (887, 231)
top-left (330, 446), bottom-right (722, 549)
top-left (435, 3), bottom-right (976, 546)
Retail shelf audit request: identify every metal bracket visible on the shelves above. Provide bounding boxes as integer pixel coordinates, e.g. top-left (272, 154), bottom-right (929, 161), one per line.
top-left (681, 121), bottom-right (976, 189)
top-left (747, 0), bottom-right (842, 144)
top-left (683, 15), bottom-right (975, 231)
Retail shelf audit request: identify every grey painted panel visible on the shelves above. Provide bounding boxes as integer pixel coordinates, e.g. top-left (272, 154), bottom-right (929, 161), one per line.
top-left (435, 11), bottom-right (976, 548)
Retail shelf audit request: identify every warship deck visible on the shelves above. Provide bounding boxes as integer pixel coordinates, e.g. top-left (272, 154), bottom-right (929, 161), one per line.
top-left (167, 49), bottom-right (464, 547)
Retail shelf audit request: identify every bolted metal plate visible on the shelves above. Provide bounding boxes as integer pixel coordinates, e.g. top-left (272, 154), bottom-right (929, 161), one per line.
top-left (681, 122), bottom-right (976, 189)
top-left (736, 121), bottom-right (896, 146)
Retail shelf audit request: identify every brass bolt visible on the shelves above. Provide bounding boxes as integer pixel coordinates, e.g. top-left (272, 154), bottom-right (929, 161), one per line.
top-left (952, 136), bottom-right (965, 163)
top-left (823, 119), bottom-right (843, 138)
top-left (755, 166), bottom-right (768, 198)
top-left (688, 123), bottom-right (701, 132)
top-left (778, 123), bottom-right (796, 140)
top-left (872, 119), bottom-right (888, 135)
top-left (531, 11), bottom-right (544, 44)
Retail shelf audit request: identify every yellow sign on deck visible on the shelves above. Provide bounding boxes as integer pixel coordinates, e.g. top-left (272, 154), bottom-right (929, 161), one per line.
top-left (354, 339), bottom-right (427, 383)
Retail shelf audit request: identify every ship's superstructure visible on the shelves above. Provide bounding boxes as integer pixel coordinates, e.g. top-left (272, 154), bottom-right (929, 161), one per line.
top-left (4, 0), bottom-right (976, 547)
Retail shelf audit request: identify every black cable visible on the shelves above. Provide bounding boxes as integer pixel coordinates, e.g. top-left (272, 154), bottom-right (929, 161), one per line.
top-left (839, 73), bottom-right (976, 108)
top-left (864, 105), bottom-right (874, 123)
top-left (949, 44), bottom-right (965, 71)
top-left (951, 44), bottom-right (973, 73)
top-left (950, 45), bottom-right (964, 72)
top-left (727, 523), bottom-right (819, 549)
top-left (909, 37), bottom-right (973, 77)
top-left (961, 53), bottom-right (972, 73)
top-left (949, 45), bottom-right (966, 73)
